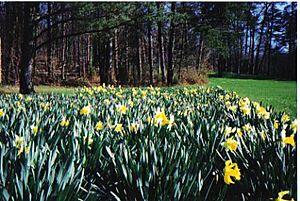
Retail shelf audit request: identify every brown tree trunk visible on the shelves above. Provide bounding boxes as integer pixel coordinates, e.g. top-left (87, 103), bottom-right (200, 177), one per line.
top-left (156, 2), bottom-right (166, 83)
top-left (19, 3), bottom-right (35, 94)
top-left (167, 2), bottom-right (176, 85)
top-left (47, 2), bottom-right (52, 80)
top-left (147, 21), bottom-right (153, 85)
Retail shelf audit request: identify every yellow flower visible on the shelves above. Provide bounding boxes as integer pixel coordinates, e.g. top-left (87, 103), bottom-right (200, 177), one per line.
top-left (240, 106), bottom-right (250, 116)
top-left (237, 128), bottom-right (243, 138)
top-left (282, 134), bottom-right (295, 147)
top-left (117, 105), bottom-right (128, 114)
top-left (260, 130), bottom-right (266, 140)
top-left (225, 94), bottom-right (230, 100)
top-left (0, 109), bottom-right (5, 117)
top-left (256, 106), bottom-right (270, 119)
top-left (242, 123), bottom-right (252, 133)
top-left (31, 125), bottom-right (39, 135)
top-left (224, 160), bottom-right (241, 185)
top-left (275, 190), bottom-right (294, 201)
top-left (282, 113), bottom-right (290, 123)
top-left (225, 101), bottom-right (231, 108)
top-left (224, 126), bottom-right (236, 136)
top-left (223, 138), bottom-right (238, 152)
top-left (60, 119), bottom-right (70, 127)
top-left (291, 120), bottom-right (297, 134)
top-left (229, 105), bottom-right (237, 113)
top-left (128, 100), bottom-right (134, 108)
top-left (15, 135), bottom-right (24, 155)
top-left (154, 109), bottom-right (170, 126)
top-left (25, 96), bottom-right (32, 102)
top-left (129, 122), bottom-right (139, 133)
top-left (95, 121), bottom-right (103, 131)
top-left (80, 105), bottom-right (91, 115)
top-left (84, 136), bottom-right (93, 147)
top-left (218, 95), bottom-right (224, 101)
top-left (115, 123), bottom-right (123, 133)
top-left (274, 120), bottom-right (279, 129)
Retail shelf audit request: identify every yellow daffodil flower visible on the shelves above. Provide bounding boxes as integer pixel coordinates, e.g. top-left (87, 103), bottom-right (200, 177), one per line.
top-left (95, 121), bottom-right (103, 131)
top-left (223, 138), bottom-right (238, 152)
top-left (275, 190), bottom-right (294, 201)
top-left (115, 123), bottom-right (124, 134)
top-left (282, 134), bottom-right (295, 147)
top-left (80, 105), bottom-right (91, 115)
top-left (117, 105), bottom-right (128, 114)
top-left (0, 109), bottom-right (5, 117)
top-left (274, 120), bottom-right (279, 129)
top-left (31, 125), bottom-right (39, 135)
top-left (282, 113), bottom-right (290, 123)
top-left (60, 119), bottom-right (70, 127)
top-left (224, 160), bottom-right (241, 185)
top-left (154, 109), bottom-right (170, 126)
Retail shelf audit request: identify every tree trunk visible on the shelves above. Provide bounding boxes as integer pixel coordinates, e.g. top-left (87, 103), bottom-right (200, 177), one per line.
top-left (167, 2), bottom-right (176, 85)
top-left (19, 3), bottom-right (35, 94)
top-left (147, 21), bottom-right (153, 85)
top-left (0, 37), bottom-right (1, 84)
top-left (47, 2), bottom-right (52, 79)
top-left (156, 2), bottom-right (166, 84)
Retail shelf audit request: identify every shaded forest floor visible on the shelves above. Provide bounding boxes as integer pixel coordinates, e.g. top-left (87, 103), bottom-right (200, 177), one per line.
top-left (0, 77), bottom-right (296, 117)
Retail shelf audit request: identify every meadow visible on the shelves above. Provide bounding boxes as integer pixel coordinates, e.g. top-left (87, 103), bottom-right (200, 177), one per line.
top-left (0, 83), bottom-right (296, 200)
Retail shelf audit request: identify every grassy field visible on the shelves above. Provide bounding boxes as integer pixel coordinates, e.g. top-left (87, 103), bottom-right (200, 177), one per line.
top-left (0, 77), bottom-right (297, 117)
top-left (208, 77), bottom-right (297, 117)
top-left (0, 85), bottom-right (75, 95)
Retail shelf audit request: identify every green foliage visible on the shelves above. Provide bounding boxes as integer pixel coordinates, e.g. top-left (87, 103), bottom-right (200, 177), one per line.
top-left (0, 85), bottom-right (296, 200)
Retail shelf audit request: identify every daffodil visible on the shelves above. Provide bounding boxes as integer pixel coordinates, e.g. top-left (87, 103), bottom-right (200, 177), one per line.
top-left (275, 190), bottom-right (294, 201)
top-left (25, 96), bottom-right (32, 102)
top-left (225, 101), bottom-right (231, 108)
top-left (256, 105), bottom-right (270, 119)
top-left (224, 160), bottom-right (241, 185)
top-left (282, 113), bottom-right (290, 123)
top-left (223, 138), bottom-right (238, 152)
top-left (229, 105), bottom-right (237, 113)
top-left (117, 105), bottom-right (128, 114)
top-left (95, 121), bottom-right (103, 131)
top-left (224, 126), bottom-right (236, 136)
top-left (154, 109), bottom-right (170, 126)
top-left (242, 123), bottom-right (252, 133)
top-left (115, 123), bottom-right (123, 134)
top-left (237, 128), bottom-right (243, 138)
top-left (60, 119), bottom-right (70, 127)
top-left (0, 109), bottom-right (5, 117)
top-left (31, 125), bottom-right (39, 135)
top-left (291, 119), bottom-right (297, 134)
top-left (15, 135), bottom-right (24, 155)
top-left (129, 122), bottom-right (139, 133)
top-left (80, 105), bottom-right (91, 115)
top-left (240, 106), bottom-right (251, 116)
top-left (274, 120), bottom-right (279, 129)
top-left (282, 134), bottom-right (295, 147)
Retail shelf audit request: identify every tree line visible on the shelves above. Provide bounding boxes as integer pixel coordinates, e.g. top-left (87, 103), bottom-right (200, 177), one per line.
top-left (0, 2), bottom-right (297, 94)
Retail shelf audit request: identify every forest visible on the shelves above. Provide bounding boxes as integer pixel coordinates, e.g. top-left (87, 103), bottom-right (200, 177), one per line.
top-left (0, 2), bottom-right (297, 94)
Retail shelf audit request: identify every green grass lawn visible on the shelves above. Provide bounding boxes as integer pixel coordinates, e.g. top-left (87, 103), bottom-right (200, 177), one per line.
top-left (0, 85), bottom-right (75, 95)
top-left (208, 77), bottom-right (297, 118)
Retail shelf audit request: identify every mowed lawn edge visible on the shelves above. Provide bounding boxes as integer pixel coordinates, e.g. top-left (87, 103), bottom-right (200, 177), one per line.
top-left (208, 77), bottom-right (297, 118)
